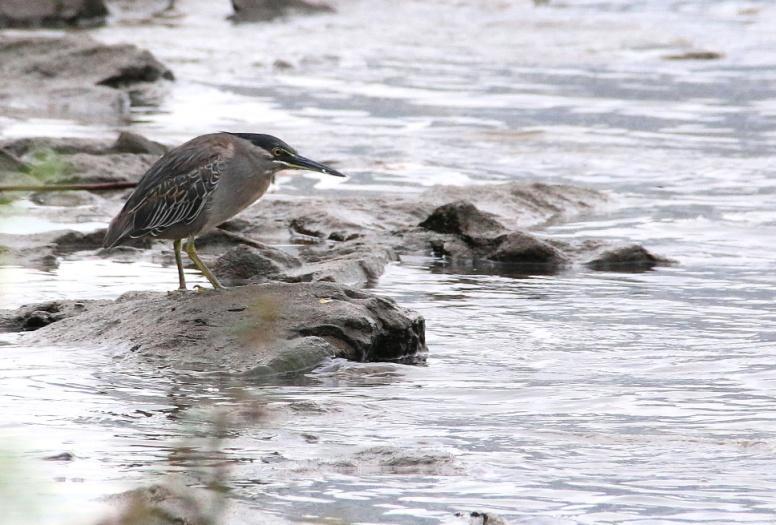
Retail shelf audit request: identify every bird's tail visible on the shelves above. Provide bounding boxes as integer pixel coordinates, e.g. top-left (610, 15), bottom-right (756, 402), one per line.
top-left (103, 213), bottom-right (133, 249)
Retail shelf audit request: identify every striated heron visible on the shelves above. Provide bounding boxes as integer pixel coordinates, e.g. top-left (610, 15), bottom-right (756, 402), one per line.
top-left (103, 132), bottom-right (345, 289)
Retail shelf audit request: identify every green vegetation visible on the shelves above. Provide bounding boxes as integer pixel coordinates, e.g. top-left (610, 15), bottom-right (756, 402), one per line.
top-left (25, 148), bottom-right (73, 184)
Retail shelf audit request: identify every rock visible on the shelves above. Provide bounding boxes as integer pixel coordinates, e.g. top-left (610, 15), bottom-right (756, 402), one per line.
top-left (488, 231), bottom-right (568, 266)
top-left (0, 136), bottom-right (114, 157)
top-left (53, 229), bottom-right (153, 254)
top-left (213, 245), bottom-right (291, 283)
top-left (0, 134), bottom-right (159, 185)
top-left (230, 0), bottom-right (334, 23)
top-left (30, 191), bottom-right (99, 207)
top-left (16, 283), bottom-right (427, 371)
top-left (64, 152), bottom-right (158, 184)
top-left (0, 148), bottom-right (27, 173)
top-left (419, 200), bottom-right (507, 244)
top-left (455, 511), bottom-right (511, 525)
top-left (663, 51), bottom-right (723, 61)
top-left (328, 231), bottom-right (360, 242)
top-left (2, 171), bottom-right (669, 280)
top-left (323, 446), bottom-right (460, 476)
top-left (8, 301), bottom-right (90, 332)
top-left (417, 201), bottom-right (568, 269)
top-left (288, 243), bottom-right (395, 287)
top-left (0, 35), bottom-right (173, 86)
top-left (273, 59), bottom-right (294, 70)
top-left (100, 483), bottom-right (286, 525)
top-left (43, 452), bottom-right (76, 461)
top-left (22, 86), bottom-right (130, 121)
top-left (104, 0), bottom-right (175, 22)
top-left (426, 182), bottom-right (605, 229)
top-left (99, 484), bottom-right (202, 525)
top-left (585, 244), bottom-right (672, 272)
top-left (112, 131), bottom-right (167, 156)
top-left (0, 0), bottom-right (108, 28)
top-left (0, 35), bottom-right (173, 121)
top-left (0, 233), bottom-right (63, 271)
top-left (427, 236), bottom-right (474, 259)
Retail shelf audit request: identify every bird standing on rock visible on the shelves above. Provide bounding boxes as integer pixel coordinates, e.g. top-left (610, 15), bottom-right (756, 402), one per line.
top-left (103, 132), bottom-right (346, 289)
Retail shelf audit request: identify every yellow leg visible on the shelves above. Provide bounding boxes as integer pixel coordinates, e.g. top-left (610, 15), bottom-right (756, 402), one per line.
top-left (185, 238), bottom-right (224, 290)
top-left (173, 239), bottom-right (186, 290)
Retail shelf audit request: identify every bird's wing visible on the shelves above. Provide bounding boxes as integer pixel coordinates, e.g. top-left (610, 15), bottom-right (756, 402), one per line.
top-left (127, 156), bottom-right (225, 237)
top-left (104, 135), bottom-right (234, 247)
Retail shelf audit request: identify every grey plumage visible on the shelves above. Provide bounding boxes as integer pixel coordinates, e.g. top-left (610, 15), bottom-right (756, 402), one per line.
top-left (104, 132), bottom-right (345, 289)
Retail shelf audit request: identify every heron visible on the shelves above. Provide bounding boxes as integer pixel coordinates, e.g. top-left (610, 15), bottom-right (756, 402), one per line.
top-left (103, 132), bottom-right (346, 290)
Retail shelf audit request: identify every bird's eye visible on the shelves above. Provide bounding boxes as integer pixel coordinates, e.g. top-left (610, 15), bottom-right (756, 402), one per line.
top-left (272, 147), bottom-right (284, 157)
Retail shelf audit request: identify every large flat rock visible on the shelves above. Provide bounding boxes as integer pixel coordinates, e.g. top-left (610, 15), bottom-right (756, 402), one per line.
top-left (14, 283), bottom-right (426, 374)
top-left (0, 35), bottom-right (172, 121)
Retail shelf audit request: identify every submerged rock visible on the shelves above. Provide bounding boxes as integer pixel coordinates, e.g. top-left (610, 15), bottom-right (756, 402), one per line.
top-left (15, 283), bottom-right (426, 372)
top-left (585, 244), bottom-right (673, 272)
top-left (0, 0), bottom-right (108, 28)
top-left (230, 0), bottom-right (334, 22)
top-left (663, 50), bottom-right (723, 61)
top-left (454, 511), bottom-right (511, 525)
top-left (488, 230), bottom-right (568, 266)
top-left (43, 452), bottom-right (76, 461)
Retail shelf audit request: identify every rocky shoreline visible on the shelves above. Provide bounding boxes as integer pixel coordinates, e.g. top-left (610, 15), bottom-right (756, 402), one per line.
top-left (0, 0), bottom-right (671, 417)
top-left (0, 133), bottom-right (672, 375)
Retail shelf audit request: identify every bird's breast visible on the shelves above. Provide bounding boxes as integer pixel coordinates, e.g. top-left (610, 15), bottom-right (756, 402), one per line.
top-left (202, 174), bottom-right (272, 232)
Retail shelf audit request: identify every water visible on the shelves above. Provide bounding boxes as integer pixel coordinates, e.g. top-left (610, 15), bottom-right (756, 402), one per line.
top-left (2, 0), bottom-right (776, 523)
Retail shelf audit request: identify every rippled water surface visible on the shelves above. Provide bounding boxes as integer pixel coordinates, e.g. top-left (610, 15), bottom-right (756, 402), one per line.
top-left (2, 0), bottom-right (776, 524)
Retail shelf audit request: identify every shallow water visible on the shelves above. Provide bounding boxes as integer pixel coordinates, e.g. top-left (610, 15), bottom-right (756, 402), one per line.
top-left (2, 0), bottom-right (776, 524)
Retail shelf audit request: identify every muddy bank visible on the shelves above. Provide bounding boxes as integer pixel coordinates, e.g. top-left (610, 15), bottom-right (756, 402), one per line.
top-left (0, 35), bottom-right (172, 122)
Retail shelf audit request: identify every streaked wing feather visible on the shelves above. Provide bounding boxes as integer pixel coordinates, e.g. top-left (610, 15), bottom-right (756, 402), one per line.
top-left (128, 157), bottom-right (225, 237)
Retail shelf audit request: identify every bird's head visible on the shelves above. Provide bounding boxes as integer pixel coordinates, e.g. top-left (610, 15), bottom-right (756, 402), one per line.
top-left (229, 133), bottom-right (346, 178)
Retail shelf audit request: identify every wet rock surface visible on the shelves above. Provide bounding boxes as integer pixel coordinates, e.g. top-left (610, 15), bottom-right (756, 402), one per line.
top-left (230, 0), bottom-right (335, 23)
top-left (15, 283), bottom-right (426, 372)
top-left (2, 300), bottom-right (93, 332)
top-left (585, 243), bottom-right (674, 272)
top-left (0, 133), bottom-right (164, 185)
top-left (488, 230), bottom-right (568, 266)
top-left (0, 148), bottom-right (27, 173)
top-left (213, 245), bottom-right (295, 283)
top-left (419, 200), bottom-right (507, 243)
top-left (455, 511), bottom-right (511, 525)
top-left (0, 35), bottom-right (172, 121)
top-left (0, 0), bottom-right (108, 28)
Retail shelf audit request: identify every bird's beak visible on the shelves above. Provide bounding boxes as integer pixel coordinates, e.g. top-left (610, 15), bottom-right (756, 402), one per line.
top-left (278, 152), bottom-right (347, 177)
